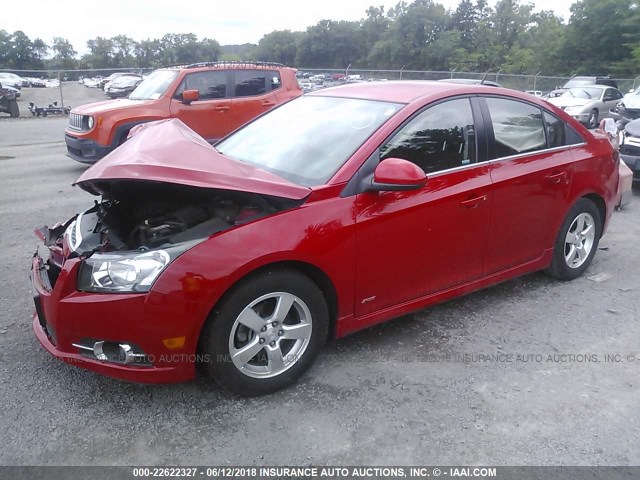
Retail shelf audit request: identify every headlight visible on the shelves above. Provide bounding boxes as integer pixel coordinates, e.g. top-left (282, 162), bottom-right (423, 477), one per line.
top-left (618, 130), bottom-right (626, 146)
top-left (86, 116), bottom-right (94, 129)
top-left (564, 106), bottom-right (583, 113)
top-left (78, 249), bottom-right (171, 293)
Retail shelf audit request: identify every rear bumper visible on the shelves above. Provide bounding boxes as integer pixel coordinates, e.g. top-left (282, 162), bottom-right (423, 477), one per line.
top-left (64, 133), bottom-right (112, 164)
top-left (31, 253), bottom-right (199, 384)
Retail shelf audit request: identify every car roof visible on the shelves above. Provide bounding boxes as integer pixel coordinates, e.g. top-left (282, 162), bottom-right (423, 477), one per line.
top-left (310, 80), bottom-right (512, 104)
top-left (162, 61), bottom-right (294, 72)
top-left (567, 84), bottom-right (611, 90)
top-left (438, 78), bottom-right (501, 87)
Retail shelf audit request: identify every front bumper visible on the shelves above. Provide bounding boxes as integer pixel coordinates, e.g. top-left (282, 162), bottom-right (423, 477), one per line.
top-left (64, 133), bottom-right (112, 164)
top-left (31, 252), bottom-right (200, 384)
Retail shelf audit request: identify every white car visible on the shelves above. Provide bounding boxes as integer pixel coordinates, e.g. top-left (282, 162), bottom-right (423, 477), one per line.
top-left (526, 90), bottom-right (543, 97)
top-left (547, 85), bottom-right (623, 128)
top-left (0, 72), bottom-right (24, 89)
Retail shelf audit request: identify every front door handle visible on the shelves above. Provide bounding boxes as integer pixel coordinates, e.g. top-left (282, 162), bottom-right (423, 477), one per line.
top-left (546, 171), bottom-right (566, 184)
top-left (460, 195), bottom-right (487, 209)
top-left (214, 106), bottom-right (229, 112)
top-left (262, 101), bottom-right (275, 107)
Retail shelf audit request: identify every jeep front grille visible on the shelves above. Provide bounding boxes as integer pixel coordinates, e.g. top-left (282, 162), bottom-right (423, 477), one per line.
top-left (68, 113), bottom-right (84, 131)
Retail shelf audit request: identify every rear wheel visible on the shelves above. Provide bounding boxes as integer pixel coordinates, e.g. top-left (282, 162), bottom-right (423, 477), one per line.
top-left (547, 198), bottom-right (601, 280)
top-left (200, 270), bottom-right (329, 396)
top-left (8, 100), bottom-right (19, 118)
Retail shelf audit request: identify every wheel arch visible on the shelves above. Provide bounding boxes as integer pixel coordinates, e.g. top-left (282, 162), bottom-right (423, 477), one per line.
top-left (582, 192), bottom-right (606, 237)
top-left (197, 260), bottom-right (339, 348)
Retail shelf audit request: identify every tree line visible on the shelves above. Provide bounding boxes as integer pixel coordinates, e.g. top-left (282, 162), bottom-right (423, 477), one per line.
top-left (1, 0), bottom-right (639, 77)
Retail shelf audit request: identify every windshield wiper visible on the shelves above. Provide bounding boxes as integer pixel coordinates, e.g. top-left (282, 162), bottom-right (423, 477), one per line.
top-left (582, 90), bottom-right (592, 99)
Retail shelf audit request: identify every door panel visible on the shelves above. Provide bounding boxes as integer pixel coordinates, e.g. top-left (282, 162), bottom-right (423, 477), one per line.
top-left (355, 165), bottom-right (492, 317)
top-left (481, 97), bottom-right (574, 274)
top-left (231, 70), bottom-right (281, 131)
top-left (353, 97), bottom-right (491, 318)
top-left (169, 70), bottom-right (231, 141)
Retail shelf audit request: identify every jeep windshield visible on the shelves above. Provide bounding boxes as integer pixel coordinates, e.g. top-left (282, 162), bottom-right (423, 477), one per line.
top-left (129, 70), bottom-right (178, 100)
top-left (216, 95), bottom-right (402, 187)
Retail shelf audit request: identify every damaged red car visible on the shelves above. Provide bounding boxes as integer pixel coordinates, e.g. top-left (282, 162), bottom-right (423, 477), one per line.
top-left (32, 82), bottom-right (619, 396)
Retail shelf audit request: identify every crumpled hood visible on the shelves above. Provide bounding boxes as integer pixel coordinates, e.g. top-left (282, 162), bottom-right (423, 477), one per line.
top-left (71, 98), bottom-right (151, 115)
top-left (621, 93), bottom-right (640, 109)
top-left (547, 97), bottom-right (589, 108)
top-left (75, 119), bottom-right (311, 200)
top-left (625, 118), bottom-right (640, 137)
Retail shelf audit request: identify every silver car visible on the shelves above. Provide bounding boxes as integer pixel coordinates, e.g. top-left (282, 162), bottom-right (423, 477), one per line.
top-left (547, 85), bottom-right (624, 128)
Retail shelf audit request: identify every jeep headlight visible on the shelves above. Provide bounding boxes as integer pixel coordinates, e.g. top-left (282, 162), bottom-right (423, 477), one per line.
top-left (87, 116), bottom-right (94, 129)
top-left (77, 245), bottom-right (184, 293)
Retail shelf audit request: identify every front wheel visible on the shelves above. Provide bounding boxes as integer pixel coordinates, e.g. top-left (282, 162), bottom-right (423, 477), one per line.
top-left (547, 198), bottom-right (601, 281)
top-left (587, 109), bottom-right (599, 129)
top-left (200, 270), bottom-right (329, 396)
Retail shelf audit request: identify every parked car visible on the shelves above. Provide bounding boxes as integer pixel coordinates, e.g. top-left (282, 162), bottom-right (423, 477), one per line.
top-left (25, 77), bottom-right (47, 88)
top-left (0, 72), bottom-right (23, 90)
top-left (4, 84), bottom-right (21, 98)
top-left (610, 86), bottom-right (640, 124)
top-left (65, 61), bottom-right (302, 164)
top-left (547, 85), bottom-right (623, 128)
top-left (34, 81), bottom-right (619, 395)
top-left (0, 82), bottom-right (19, 117)
top-left (98, 72), bottom-right (136, 89)
top-left (618, 118), bottom-right (640, 182)
top-left (548, 76), bottom-right (618, 98)
top-left (526, 90), bottom-right (544, 97)
top-left (105, 75), bottom-right (143, 98)
top-left (439, 78), bottom-right (501, 87)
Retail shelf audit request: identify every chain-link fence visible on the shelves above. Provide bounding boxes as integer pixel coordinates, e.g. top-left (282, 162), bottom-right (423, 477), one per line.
top-left (2, 67), bottom-right (639, 115)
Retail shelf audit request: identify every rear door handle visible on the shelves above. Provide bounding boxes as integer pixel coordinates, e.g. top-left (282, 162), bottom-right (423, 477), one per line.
top-left (262, 101), bottom-right (275, 107)
top-left (460, 195), bottom-right (487, 209)
top-left (214, 106), bottom-right (229, 112)
top-left (546, 171), bottom-right (566, 184)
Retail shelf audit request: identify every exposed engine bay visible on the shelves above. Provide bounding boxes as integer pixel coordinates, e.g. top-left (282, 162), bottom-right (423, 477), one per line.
top-left (40, 181), bottom-right (301, 258)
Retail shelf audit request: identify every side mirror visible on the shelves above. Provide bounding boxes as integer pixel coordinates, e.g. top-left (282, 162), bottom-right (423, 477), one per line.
top-left (182, 89), bottom-right (199, 104)
top-left (369, 158), bottom-right (427, 192)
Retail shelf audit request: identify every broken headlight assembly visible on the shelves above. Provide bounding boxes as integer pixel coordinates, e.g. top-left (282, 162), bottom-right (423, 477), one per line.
top-left (77, 244), bottom-right (192, 293)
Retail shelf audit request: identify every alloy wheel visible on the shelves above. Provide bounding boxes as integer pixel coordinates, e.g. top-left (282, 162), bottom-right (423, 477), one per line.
top-left (228, 292), bottom-right (313, 379)
top-left (564, 212), bottom-right (595, 269)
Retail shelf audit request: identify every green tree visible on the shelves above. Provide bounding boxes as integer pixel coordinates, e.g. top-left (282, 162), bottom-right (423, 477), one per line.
top-left (256, 30), bottom-right (301, 65)
top-left (52, 37), bottom-right (77, 70)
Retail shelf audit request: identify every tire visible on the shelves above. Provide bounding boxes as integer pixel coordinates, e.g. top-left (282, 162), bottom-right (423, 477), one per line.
top-left (8, 100), bottom-right (19, 118)
top-left (587, 109), bottom-right (599, 129)
top-left (200, 270), bottom-right (329, 396)
top-left (547, 198), bottom-right (601, 281)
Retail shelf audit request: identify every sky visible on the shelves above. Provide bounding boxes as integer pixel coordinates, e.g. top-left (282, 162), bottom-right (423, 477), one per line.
top-left (2, 0), bottom-right (574, 54)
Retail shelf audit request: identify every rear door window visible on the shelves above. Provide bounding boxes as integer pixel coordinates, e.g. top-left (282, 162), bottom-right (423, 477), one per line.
top-left (485, 98), bottom-right (546, 158)
top-left (234, 70), bottom-right (269, 97)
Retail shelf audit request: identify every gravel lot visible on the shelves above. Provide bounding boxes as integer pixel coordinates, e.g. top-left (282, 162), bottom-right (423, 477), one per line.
top-left (0, 106), bottom-right (639, 466)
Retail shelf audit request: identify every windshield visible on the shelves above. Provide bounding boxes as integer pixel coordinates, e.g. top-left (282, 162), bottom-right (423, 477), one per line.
top-left (129, 70), bottom-right (178, 100)
top-left (216, 96), bottom-right (403, 187)
top-left (113, 76), bottom-right (141, 87)
top-left (564, 78), bottom-right (595, 88)
top-left (561, 87), bottom-right (602, 100)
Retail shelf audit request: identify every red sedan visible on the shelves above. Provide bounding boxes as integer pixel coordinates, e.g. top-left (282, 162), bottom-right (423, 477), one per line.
top-left (32, 81), bottom-right (619, 396)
